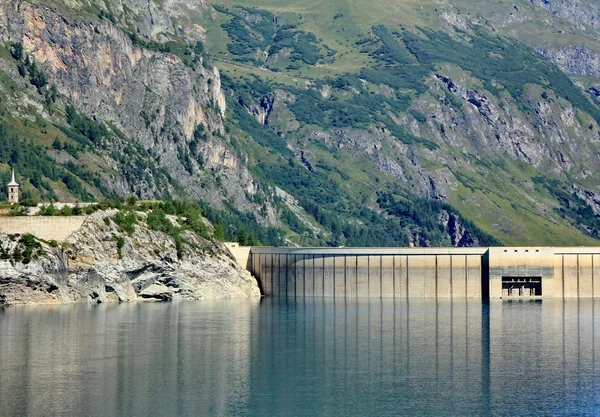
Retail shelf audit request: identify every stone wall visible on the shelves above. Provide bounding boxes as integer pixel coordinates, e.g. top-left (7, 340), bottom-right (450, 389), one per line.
top-left (0, 216), bottom-right (87, 241)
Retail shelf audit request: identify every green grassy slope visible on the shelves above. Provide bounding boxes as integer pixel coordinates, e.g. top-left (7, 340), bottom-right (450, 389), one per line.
top-left (197, 0), bottom-right (600, 246)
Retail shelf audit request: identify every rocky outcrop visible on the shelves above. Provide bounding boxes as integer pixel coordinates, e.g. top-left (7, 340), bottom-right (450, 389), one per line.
top-left (0, 211), bottom-right (260, 306)
top-left (433, 72), bottom-right (595, 170)
top-left (241, 91), bottom-right (276, 125)
top-left (437, 74), bottom-right (501, 127)
top-left (31, 0), bottom-right (208, 43)
top-left (573, 184), bottom-right (600, 216)
top-left (529, 0), bottom-right (600, 30)
top-left (536, 46), bottom-right (600, 77)
top-left (439, 211), bottom-right (476, 247)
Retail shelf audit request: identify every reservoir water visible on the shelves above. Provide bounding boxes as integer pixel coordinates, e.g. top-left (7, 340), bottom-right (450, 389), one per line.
top-left (1, 298), bottom-right (599, 416)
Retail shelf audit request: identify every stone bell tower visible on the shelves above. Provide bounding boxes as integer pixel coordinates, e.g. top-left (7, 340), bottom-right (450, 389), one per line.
top-left (7, 169), bottom-right (18, 204)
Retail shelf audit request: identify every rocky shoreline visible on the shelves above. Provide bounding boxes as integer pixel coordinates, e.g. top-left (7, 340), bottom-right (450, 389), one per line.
top-left (0, 210), bottom-right (260, 306)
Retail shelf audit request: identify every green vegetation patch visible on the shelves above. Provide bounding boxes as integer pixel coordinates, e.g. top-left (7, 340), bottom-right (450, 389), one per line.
top-left (533, 177), bottom-right (600, 239)
top-left (214, 6), bottom-right (326, 69)
top-left (370, 25), bottom-right (414, 65)
top-left (11, 43), bottom-right (57, 106)
top-left (0, 122), bottom-right (93, 202)
top-left (398, 26), bottom-right (600, 121)
top-left (1, 233), bottom-right (46, 264)
top-left (112, 211), bottom-right (137, 234)
top-left (60, 106), bottom-right (173, 200)
top-left (377, 192), bottom-right (500, 246)
top-left (199, 200), bottom-right (285, 246)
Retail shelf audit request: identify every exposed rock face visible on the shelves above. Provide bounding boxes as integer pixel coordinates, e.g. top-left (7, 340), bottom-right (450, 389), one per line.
top-left (0, 211), bottom-right (260, 306)
top-left (439, 211), bottom-right (476, 247)
top-left (0, 0), bottom-right (263, 213)
top-left (433, 72), bottom-right (597, 171)
top-left (100, 0), bottom-right (209, 42)
top-left (28, 0), bottom-right (209, 44)
top-left (573, 184), bottom-right (600, 215)
top-left (529, 0), bottom-right (600, 30)
top-left (240, 91), bottom-right (276, 125)
top-left (536, 46), bottom-right (600, 77)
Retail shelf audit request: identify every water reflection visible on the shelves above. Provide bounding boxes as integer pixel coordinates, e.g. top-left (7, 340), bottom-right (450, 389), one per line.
top-left (248, 299), bottom-right (600, 416)
top-left (1, 299), bottom-right (599, 416)
top-left (249, 299), bottom-right (491, 416)
top-left (0, 300), bottom-right (259, 417)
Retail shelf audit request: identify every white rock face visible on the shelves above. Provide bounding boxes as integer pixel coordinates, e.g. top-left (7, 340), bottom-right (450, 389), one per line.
top-left (0, 211), bottom-right (260, 306)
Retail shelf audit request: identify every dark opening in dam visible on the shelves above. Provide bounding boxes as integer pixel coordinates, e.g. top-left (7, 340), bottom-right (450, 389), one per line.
top-left (502, 277), bottom-right (542, 297)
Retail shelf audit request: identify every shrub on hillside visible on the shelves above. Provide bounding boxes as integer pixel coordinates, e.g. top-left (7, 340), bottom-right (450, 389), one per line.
top-left (146, 209), bottom-right (174, 234)
top-left (112, 212), bottom-right (137, 234)
top-left (12, 233), bottom-right (44, 264)
top-left (19, 199), bottom-right (38, 207)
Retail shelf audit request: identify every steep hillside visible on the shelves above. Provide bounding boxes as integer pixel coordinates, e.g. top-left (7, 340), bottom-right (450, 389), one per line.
top-left (0, 0), bottom-right (272, 212)
top-left (0, 0), bottom-right (600, 247)
top-left (198, 0), bottom-right (600, 246)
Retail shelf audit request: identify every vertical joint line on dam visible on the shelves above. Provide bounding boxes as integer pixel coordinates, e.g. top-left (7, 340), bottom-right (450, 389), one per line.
top-left (294, 254), bottom-right (298, 297)
top-left (405, 255), bottom-right (409, 300)
top-left (271, 254), bottom-right (279, 296)
top-left (367, 255), bottom-right (370, 297)
top-left (322, 255), bottom-right (326, 297)
top-left (344, 255), bottom-right (347, 299)
top-left (577, 254), bottom-right (580, 299)
top-left (562, 255), bottom-right (565, 300)
top-left (355, 256), bottom-right (359, 298)
top-left (435, 255), bottom-right (439, 300)
top-left (464, 254), bottom-right (468, 299)
top-left (393, 255), bottom-right (396, 300)
top-left (450, 255), bottom-right (454, 300)
top-left (333, 255), bottom-right (336, 298)
top-left (380, 255), bottom-right (383, 299)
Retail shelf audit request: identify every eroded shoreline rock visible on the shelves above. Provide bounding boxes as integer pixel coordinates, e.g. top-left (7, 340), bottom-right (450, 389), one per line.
top-left (0, 210), bottom-right (260, 306)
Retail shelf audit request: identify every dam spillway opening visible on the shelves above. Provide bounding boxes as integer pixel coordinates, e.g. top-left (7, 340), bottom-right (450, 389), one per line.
top-left (226, 245), bottom-right (600, 300)
top-left (501, 277), bottom-right (542, 297)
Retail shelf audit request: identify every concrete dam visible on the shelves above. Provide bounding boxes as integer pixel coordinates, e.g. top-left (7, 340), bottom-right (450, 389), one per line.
top-left (228, 245), bottom-right (600, 299)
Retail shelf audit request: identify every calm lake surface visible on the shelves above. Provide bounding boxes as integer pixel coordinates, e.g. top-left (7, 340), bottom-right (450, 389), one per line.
top-left (1, 298), bottom-right (600, 416)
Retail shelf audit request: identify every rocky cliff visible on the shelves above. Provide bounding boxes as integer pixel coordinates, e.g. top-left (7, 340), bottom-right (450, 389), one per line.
top-left (0, 0), bottom-right (269, 213)
top-left (0, 210), bottom-right (260, 306)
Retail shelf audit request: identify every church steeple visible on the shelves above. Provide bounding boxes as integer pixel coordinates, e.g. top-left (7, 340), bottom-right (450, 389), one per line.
top-left (7, 169), bottom-right (19, 204)
top-left (8, 169), bottom-right (17, 187)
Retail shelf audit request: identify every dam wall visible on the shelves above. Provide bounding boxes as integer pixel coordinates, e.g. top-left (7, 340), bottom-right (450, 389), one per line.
top-left (553, 248), bottom-right (600, 299)
top-left (0, 216), bottom-right (87, 241)
top-left (225, 242), bottom-right (252, 271)
top-left (244, 247), bottom-right (600, 299)
top-left (248, 247), bottom-right (487, 299)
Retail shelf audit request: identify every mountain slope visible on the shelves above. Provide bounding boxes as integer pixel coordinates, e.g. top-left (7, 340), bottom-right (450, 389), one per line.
top-left (198, 0), bottom-right (600, 246)
top-left (0, 0), bottom-right (275, 210)
top-left (0, 0), bottom-right (600, 246)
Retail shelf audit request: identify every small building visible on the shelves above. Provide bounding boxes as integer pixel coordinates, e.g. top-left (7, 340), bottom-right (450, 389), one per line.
top-left (7, 169), bottom-right (18, 204)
